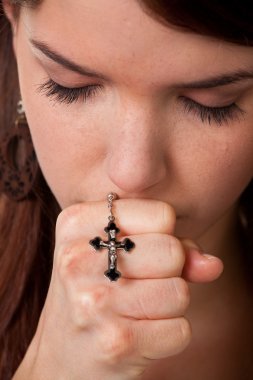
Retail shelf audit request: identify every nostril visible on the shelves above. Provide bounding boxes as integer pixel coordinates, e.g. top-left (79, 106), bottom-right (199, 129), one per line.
top-left (107, 153), bottom-right (167, 194)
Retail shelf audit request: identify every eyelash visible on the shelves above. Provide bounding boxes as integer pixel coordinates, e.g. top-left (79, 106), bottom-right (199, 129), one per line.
top-left (37, 78), bottom-right (245, 126)
top-left (179, 96), bottom-right (245, 126)
top-left (37, 78), bottom-right (103, 104)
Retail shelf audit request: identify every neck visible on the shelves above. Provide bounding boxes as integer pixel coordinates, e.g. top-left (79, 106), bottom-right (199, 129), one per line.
top-left (186, 202), bottom-right (253, 373)
top-left (189, 201), bottom-right (251, 311)
top-left (197, 202), bottom-right (241, 262)
top-left (142, 203), bottom-right (253, 379)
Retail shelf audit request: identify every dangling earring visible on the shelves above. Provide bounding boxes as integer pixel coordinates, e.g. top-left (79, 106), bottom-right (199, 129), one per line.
top-left (0, 99), bottom-right (39, 201)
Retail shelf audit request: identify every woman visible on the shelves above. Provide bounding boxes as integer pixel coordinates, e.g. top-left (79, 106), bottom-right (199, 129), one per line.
top-left (0, 0), bottom-right (253, 379)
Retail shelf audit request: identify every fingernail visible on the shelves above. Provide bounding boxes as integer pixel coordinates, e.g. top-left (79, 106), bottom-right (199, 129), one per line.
top-left (202, 253), bottom-right (217, 261)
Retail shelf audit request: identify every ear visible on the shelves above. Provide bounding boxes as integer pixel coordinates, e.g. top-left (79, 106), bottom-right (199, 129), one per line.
top-left (2, 0), bottom-right (19, 56)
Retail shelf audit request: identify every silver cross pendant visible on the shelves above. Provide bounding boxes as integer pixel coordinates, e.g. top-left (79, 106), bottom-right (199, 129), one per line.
top-left (89, 220), bottom-right (135, 281)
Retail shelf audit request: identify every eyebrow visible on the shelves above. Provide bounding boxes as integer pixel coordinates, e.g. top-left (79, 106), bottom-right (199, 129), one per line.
top-left (179, 70), bottom-right (253, 89)
top-left (30, 38), bottom-right (109, 80)
top-left (30, 38), bottom-right (253, 88)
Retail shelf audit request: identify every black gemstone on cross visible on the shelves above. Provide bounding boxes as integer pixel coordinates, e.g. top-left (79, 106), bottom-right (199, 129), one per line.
top-left (104, 268), bottom-right (121, 282)
top-left (122, 238), bottom-right (135, 251)
top-left (89, 220), bottom-right (135, 281)
top-left (104, 221), bottom-right (120, 234)
top-left (89, 236), bottom-right (102, 250)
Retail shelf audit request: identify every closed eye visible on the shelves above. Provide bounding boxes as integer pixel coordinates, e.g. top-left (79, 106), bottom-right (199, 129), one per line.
top-left (37, 78), bottom-right (103, 104)
top-left (179, 96), bottom-right (245, 126)
top-left (37, 79), bottom-right (246, 126)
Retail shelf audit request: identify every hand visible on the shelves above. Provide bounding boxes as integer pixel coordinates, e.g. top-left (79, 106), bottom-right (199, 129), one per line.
top-left (14, 198), bottom-right (223, 380)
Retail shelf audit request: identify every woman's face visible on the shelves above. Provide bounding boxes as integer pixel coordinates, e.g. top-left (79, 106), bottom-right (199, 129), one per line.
top-left (7, 0), bottom-right (253, 240)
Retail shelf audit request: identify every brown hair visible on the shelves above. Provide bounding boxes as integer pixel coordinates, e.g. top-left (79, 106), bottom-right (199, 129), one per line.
top-left (0, 0), bottom-right (253, 378)
top-left (0, 4), bottom-right (60, 378)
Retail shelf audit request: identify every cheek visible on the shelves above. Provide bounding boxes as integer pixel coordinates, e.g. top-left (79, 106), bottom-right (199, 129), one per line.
top-left (24, 107), bottom-right (108, 207)
top-left (174, 126), bottom-right (253, 238)
top-left (15, 32), bottom-right (111, 207)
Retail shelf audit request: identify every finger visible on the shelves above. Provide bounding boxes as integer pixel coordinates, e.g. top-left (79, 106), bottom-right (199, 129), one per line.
top-left (56, 198), bottom-right (176, 244)
top-left (118, 233), bottom-right (185, 279)
top-left (181, 239), bottom-right (224, 283)
top-left (56, 233), bottom-right (185, 282)
top-left (134, 317), bottom-right (191, 359)
top-left (113, 277), bottom-right (190, 320)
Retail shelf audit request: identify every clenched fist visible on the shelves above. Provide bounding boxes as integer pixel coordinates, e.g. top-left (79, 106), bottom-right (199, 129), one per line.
top-left (13, 198), bottom-right (223, 380)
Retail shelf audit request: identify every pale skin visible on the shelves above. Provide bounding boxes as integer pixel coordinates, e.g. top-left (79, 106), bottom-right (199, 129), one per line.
top-left (3, 0), bottom-right (253, 379)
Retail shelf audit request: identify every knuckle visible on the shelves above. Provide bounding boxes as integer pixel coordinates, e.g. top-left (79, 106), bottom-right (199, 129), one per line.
top-left (56, 206), bottom-right (75, 231)
top-left (74, 286), bottom-right (110, 329)
top-left (172, 278), bottom-right (190, 311)
top-left (56, 203), bottom-right (88, 240)
top-left (81, 286), bottom-right (109, 313)
top-left (55, 207), bottom-right (78, 241)
top-left (160, 202), bottom-right (176, 233)
top-left (56, 241), bottom-right (83, 282)
top-left (100, 324), bottom-right (134, 365)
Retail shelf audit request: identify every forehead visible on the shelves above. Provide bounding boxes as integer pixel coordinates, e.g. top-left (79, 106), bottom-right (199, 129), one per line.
top-left (20, 0), bottom-right (253, 88)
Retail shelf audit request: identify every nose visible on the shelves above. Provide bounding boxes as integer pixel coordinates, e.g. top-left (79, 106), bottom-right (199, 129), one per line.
top-left (106, 101), bottom-right (168, 193)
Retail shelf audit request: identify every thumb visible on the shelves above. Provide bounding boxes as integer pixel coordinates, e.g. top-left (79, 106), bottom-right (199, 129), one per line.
top-left (180, 239), bottom-right (224, 283)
